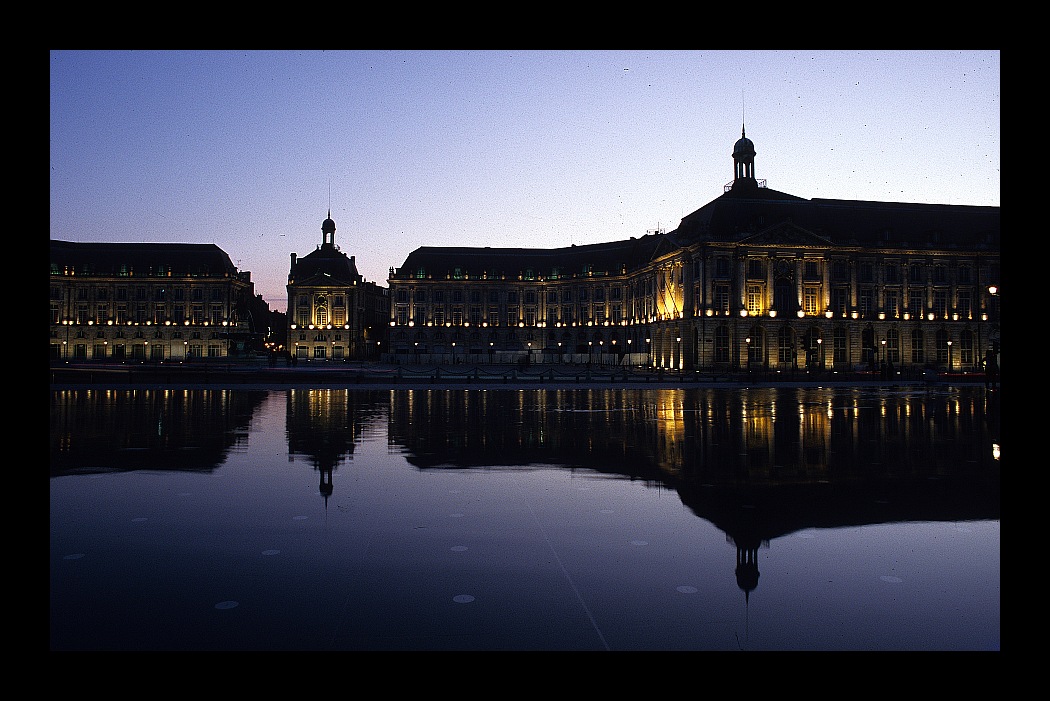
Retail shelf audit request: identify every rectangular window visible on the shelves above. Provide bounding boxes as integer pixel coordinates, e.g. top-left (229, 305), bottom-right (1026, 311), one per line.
top-left (714, 285), bottom-right (730, 314)
top-left (909, 290), bottom-right (924, 317)
top-left (746, 285), bottom-right (762, 315)
top-left (715, 257), bottom-right (731, 278)
top-left (831, 288), bottom-right (848, 316)
top-left (933, 290), bottom-right (948, 318)
top-left (833, 328), bottom-right (847, 363)
top-left (859, 288), bottom-right (874, 317)
top-left (884, 290), bottom-right (898, 318)
top-left (803, 287), bottom-right (818, 315)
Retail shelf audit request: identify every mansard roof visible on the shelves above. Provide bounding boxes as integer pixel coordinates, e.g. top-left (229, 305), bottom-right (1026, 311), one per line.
top-left (396, 233), bottom-right (666, 280)
top-left (50, 240), bottom-right (240, 277)
top-left (672, 189), bottom-right (1000, 251)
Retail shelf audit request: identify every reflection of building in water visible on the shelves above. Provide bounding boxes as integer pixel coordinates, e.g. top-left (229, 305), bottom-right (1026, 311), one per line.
top-left (386, 386), bottom-right (1000, 603)
top-left (284, 389), bottom-right (387, 503)
top-left (49, 389), bottom-right (268, 476)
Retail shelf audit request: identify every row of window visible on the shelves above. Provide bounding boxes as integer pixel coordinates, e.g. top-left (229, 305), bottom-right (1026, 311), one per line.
top-left (52, 343), bottom-right (221, 360)
top-left (50, 285), bottom-right (225, 303)
top-left (51, 328), bottom-right (219, 341)
top-left (394, 287), bottom-right (626, 304)
top-left (400, 259), bottom-right (994, 293)
top-left (51, 304), bottom-right (229, 326)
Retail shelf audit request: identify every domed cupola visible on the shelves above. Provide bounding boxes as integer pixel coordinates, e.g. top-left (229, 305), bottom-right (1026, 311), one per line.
top-left (732, 125), bottom-right (758, 188)
top-left (321, 210), bottom-right (336, 247)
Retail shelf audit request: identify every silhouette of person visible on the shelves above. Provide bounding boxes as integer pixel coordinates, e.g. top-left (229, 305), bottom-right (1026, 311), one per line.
top-left (984, 348), bottom-right (999, 389)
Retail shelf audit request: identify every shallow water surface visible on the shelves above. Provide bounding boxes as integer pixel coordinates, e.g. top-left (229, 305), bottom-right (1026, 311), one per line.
top-left (50, 385), bottom-right (1000, 651)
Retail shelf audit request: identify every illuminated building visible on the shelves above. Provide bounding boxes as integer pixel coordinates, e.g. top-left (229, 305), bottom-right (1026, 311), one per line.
top-left (286, 212), bottom-right (388, 361)
top-left (386, 128), bottom-right (1000, 373)
top-left (49, 240), bottom-right (265, 361)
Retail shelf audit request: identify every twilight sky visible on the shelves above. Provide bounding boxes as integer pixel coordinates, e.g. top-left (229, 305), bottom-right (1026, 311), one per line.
top-left (50, 50), bottom-right (1000, 314)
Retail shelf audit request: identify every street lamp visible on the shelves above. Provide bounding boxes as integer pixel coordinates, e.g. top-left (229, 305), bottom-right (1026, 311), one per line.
top-left (947, 339), bottom-right (953, 373)
top-left (676, 336), bottom-right (682, 371)
top-left (745, 336), bottom-right (751, 372)
top-left (816, 337), bottom-right (823, 371)
top-left (645, 337), bottom-right (651, 369)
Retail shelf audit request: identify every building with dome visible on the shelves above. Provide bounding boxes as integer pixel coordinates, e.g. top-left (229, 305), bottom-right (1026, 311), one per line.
top-left (385, 127), bottom-right (1000, 375)
top-left (286, 212), bottom-right (388, 361)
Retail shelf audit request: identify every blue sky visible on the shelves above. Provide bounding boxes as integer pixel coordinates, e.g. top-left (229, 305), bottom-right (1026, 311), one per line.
top-left (50, 50), bottom-right (1000, 314)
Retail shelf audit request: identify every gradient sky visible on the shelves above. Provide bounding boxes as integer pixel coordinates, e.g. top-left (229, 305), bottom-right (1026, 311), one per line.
top-left (50, 50), bottom-right (1000, 314)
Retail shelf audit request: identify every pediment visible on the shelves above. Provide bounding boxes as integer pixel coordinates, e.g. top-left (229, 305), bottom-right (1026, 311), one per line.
top-left (291, 271), bottom-right (357, 288)
top-left (740, 221), bottom-right (831, 247)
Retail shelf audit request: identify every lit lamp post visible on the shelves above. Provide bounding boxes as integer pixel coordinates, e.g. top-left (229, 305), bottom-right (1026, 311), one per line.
top-left (676, 336), bottom-right (682, 371)
top-left (987, 285), bottom-right (1000, 357)
top-left (745, 336), bottom-right (751, 373)
top-left (645, 337), bottom-right (651, 369)
top-left (451, 341), bottom-right (456, 365)
top-left (947, 339), bottom-right (953, 373)
top-left (816, 337), bottom-right (823, 372)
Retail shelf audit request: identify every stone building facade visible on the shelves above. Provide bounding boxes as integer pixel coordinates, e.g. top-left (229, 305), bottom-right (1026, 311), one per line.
top-left (286, 212), bottom-right (388, 361)
top-left (49, 240), bottom-right (263, 362)
top-left (385, 128), bottom-right (1000, 375)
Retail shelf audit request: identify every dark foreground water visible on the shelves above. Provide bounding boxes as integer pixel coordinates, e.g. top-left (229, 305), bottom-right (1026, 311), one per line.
top-left (50, 385), bottom-right (1000, 651)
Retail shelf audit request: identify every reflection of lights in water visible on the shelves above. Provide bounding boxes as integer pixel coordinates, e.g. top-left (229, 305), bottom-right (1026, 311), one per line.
top-left (992, 442), bottom-right (1000, 461)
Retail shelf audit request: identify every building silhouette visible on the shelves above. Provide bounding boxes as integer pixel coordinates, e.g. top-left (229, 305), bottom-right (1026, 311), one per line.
top-left (385, 128), bottom-right (1000, 374)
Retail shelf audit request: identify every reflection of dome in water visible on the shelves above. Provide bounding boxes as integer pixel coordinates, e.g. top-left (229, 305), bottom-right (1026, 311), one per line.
top-left (736, 546), bottom-right (760, 602)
